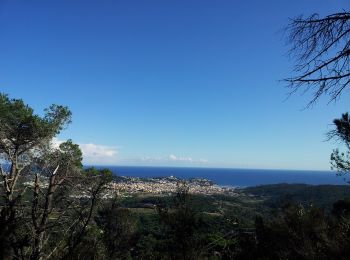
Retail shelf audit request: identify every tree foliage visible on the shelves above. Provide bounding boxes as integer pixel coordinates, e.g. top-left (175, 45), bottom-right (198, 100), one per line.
top-left (156, 183), bottom-right (203, 259)
top-left (96, 199), bottom-right (137, 259)
top-left (329, 113), bottom-right (350, 178)
top-left (0, 93), bottom-right (113, 260)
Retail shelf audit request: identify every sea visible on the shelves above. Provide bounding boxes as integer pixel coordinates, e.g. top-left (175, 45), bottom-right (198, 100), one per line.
top-left (94, 166), bottom-right (349, 188)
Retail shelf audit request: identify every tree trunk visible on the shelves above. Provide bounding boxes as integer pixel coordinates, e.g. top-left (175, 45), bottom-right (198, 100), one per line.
top-left (30, 166), bottom-right (59, 260)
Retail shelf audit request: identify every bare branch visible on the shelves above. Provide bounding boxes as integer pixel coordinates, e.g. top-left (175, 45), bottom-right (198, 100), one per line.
top-left (285, 11), bottom-right (350, 105)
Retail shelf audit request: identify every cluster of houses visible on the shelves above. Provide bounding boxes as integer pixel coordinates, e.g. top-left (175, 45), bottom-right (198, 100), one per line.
top-left (110, 176), bottom-right (237, 196)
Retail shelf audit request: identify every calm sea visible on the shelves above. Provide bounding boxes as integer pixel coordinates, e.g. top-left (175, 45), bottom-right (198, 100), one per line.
top-left (94, 166), bottom-right (348, 187)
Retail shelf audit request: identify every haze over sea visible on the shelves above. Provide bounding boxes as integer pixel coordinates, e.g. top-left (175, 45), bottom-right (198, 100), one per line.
top-left (96, 166), bottom-right (347, 187)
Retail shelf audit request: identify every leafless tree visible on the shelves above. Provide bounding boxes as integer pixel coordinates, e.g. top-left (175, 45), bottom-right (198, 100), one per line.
top-left (285, 11), bottom-right (350, 105)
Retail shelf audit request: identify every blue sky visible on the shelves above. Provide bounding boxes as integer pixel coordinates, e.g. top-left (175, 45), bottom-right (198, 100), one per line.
top-left (0, 0), bottom-right (349, 170)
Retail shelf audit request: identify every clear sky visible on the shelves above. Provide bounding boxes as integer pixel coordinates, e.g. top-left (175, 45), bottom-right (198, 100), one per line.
top-left (0, 0), bottom-right (349, 170)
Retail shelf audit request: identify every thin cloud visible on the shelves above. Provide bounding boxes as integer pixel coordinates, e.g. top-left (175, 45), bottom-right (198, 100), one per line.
top-left (168, 154), bottom-right (208, 163)
top-left (52, 138), bottom-right (119, 165)
top-left (169, 154), bottom-right (193, 162)
top-left (80, 143), bottom-right (117, 158)
top-left (52, 139), bottom-right (207, 166)
top-left (139, 154), bottom-right (208, 164)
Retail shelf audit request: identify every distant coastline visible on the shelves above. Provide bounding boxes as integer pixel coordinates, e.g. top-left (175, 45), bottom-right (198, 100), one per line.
top-left (91, 166), bottom-right (347, 187)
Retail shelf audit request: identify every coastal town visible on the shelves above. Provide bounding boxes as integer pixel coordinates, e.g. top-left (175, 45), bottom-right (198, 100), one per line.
top-left (21, 174), bottom-right (238, 198)
top-left (110, 175), bottom-right (237, 196)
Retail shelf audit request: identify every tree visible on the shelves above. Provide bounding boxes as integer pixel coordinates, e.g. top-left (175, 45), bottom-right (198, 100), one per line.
top-left (156, 182), bottom-right (203, 259)
top-left (55, 168), bottom-right (113, 260)
top-left (329, 113), bottom-right (350, 177)
top-left (0, 93), bottom-right (72, 258)
top-left (285, 11), bottom-right (350, 105)
top-left (0, 93), bottom-right (71, 202)
top-left (285, 11), bottom-right (350, 179)
top-left (95, 199), bottom-right (137, 259)
top-left (255, 204), bottom-right (330, 259)
top-left (0, 93), bottom-right (113, 260)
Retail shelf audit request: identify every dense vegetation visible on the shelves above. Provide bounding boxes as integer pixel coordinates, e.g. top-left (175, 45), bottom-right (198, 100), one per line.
top-left (84, 183), bottom-right (350, 259)
top-left (56, 183), bottom-right (350, 259)
top-left (244, 184), bottom-right (350, 212)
